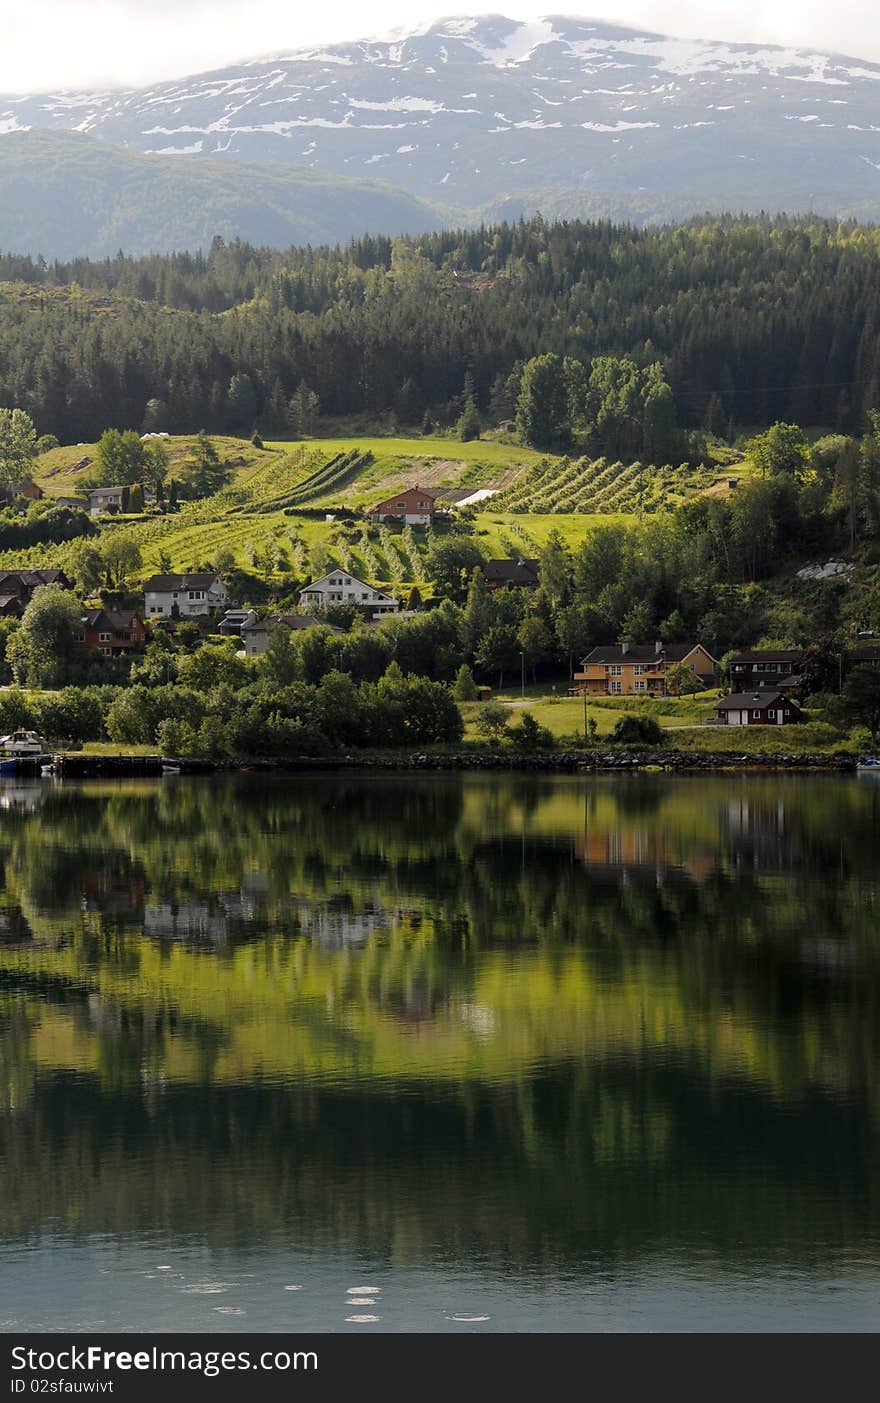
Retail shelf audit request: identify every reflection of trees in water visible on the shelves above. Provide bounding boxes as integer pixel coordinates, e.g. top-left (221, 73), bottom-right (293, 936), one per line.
top-left (0, 775), bottom-right (877, 941)
top-left (0, 774), bottom-right (878, 1273)
top-left (0, 1070), bottom-right (877, 1273)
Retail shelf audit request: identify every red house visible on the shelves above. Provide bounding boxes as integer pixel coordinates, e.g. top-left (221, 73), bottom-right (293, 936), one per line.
top-left (367, 486), bottom-right (438, 525)
top-left (74, 609), bottom-right (147, 656)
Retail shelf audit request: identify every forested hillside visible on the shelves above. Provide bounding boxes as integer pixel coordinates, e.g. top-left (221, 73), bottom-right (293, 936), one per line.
top-left (0, 132), bottom-right (444, 262)
top-left (3, 216), bottom-right (880, 443)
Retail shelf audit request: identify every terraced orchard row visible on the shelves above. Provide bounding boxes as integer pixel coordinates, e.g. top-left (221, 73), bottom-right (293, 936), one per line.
top-left (278, 449), bottom-right (375, 511)
top-left (494, 456), bottom-right (672, 514)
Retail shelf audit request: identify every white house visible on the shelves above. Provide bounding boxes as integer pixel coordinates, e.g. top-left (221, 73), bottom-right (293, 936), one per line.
top-left (217, 608), bottom-right (259, 638)
top-left (143, 572), bottom-right (228, 619)
top-left (88, 486), bottom-right (127, 516)
top-left (299, 570), bottom-right (400, 617)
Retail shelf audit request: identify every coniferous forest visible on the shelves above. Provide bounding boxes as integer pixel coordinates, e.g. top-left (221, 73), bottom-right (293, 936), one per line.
top-left (3, 215), bottom-right (880, 442)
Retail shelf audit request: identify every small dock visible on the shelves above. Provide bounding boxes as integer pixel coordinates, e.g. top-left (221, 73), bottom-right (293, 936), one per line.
top-left (53, 754), bottom-right (165, 778)
top-left (1, 754), bottom-right (165, 779)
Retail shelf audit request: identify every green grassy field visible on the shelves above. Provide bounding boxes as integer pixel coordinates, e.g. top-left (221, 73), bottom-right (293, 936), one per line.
top-left (22, 433), bottom-right (636, 580)
top-left (460, 691), bottom-right (721, 741)
top-left (460, 690), bottom-right (858, 753)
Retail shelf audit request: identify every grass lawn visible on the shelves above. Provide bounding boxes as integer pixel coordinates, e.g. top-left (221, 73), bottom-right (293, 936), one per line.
top-left (78, 742), bottom-right (159, 756)
top-left (460, 691), bottom-right (721, 742)
top-left (266, 434), bottom-right (550, 473)
top-left (26, 432), bottom-right (621, 576)
top-left (672, 722), bottom-right (856, 754)
top-left (36, 434), bottom-right (267, 498)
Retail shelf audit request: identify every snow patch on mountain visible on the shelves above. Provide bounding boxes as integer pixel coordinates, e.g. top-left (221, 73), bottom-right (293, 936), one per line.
top-left (465, 18), bottom-right (559, 67)
top-left (349, 96), bottom-right (475, 113)
top-left (582, 119), bottom-right (660, 131)
top-left (4, 14), bottom-right (880, 222)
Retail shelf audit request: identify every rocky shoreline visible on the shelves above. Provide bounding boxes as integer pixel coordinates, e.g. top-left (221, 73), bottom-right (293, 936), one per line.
top-left (175, 749), bottom-right (860, 775)
top-left (37, 749), bottom-right (863, 778)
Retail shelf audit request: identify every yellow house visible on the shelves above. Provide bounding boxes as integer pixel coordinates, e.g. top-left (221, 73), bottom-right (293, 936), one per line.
top-left (574, 642), bottom-right (717, 696)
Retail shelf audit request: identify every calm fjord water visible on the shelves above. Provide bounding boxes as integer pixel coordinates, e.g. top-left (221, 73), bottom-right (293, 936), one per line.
top-left (0, 771), bottom-right (878, 1332)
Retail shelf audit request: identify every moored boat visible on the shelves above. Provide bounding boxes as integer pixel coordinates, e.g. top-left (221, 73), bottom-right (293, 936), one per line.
top-left (0, 730), bottom-right (47, 757)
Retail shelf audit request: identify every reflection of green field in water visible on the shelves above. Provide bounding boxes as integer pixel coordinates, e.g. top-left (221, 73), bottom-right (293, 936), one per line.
top-left (0, 772), bottom-right (878, 1282)
top-left (0, 773), bottom-right (877, 1096)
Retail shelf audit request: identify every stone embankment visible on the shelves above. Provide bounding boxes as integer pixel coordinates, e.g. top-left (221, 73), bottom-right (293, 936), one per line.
top-left (11, 750), bottom-right (861, 779)
top-left (179, 750), bottom-right (859, 774)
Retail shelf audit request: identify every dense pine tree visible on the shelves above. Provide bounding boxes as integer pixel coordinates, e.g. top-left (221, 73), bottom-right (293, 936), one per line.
top-left (3, 216), bottom-right (880, 442)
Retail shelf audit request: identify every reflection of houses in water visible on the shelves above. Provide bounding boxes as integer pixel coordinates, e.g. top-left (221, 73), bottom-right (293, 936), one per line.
top-left (144, 903), bottom-right (228, 944)
top-left (293, 897), bottom-right (390, 950)
top-left (139, 874), bottom-right (396, 951)
top-left (576, 826), bottom-right (716, 883)
top-left (721, 794), bottom-right (805, 872)
top-left (81, 869), bottom-right (145, 919)
top-left (0, 782), bottom-right (51, 814)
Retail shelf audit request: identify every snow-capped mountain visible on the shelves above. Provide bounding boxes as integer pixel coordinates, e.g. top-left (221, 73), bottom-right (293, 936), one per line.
top-left (4, 13), bottom-right (880, 224)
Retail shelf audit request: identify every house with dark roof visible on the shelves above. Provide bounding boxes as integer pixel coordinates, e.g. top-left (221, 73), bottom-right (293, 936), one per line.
top-left (143, 573), bottom-right (227, 619)
top-left (575, 642), bottom-right (717, 696)
top-left (715, 689), bottom-right (804, 726)
top-left (0, 569), bottom-right (71, 614)
top-left (240, 613), bottom-right (337, 657)
top-left (73, 609), bottom-right (147, 656)
top-left (728, 649), bottom-right (805, 692)
top-left (483, 558), bottom-right (540, 591)
top-left (0, 479), bottom-right (44, 504)
top-left (217, 608), bottom-right (259, 638)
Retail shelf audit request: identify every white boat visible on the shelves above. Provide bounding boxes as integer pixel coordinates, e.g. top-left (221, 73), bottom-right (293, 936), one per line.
top-left (857, 757), bottom-right (880, 775)
top-left (0, 730), bottom-right (47, 756)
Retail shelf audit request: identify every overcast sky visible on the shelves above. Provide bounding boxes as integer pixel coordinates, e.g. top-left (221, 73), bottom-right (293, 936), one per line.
top-left (2, 1), bottom-right (880, 92)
